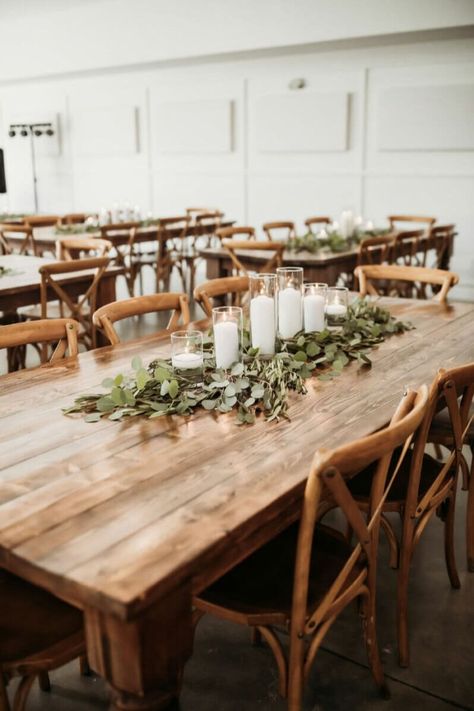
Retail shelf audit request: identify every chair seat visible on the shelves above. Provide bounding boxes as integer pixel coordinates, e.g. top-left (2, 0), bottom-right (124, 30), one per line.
top-left (428, 404), bottom-right (474, 445)
top-left (196, 523), bottom-right (364, 625)
top-left (348, 449), bottom-right (443, 502)
top-left (0, 569), bottom-right (83, 665)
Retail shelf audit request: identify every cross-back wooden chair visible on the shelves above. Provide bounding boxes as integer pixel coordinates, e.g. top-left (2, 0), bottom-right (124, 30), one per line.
top-left (357, 235), bottom-right (394, 267)
top-left (0, 567), bottom-right (86, 711)
top-left (354, 264), bottom-right (459, 303)
top-left (153, 216), bottom-right (191, 292)
top-left (100, 222), bottom-right (143, 296)
top-left (216, 226), bottom-right (256, 242)
top-left (348, 364), bottom-right (474, 666)
top-left (24, 215), bottom-right (61, 228)
top-left (304, 216), bottom-right (332, 235)
top-left (262, 221), bottom-right (296, 241)
top-left (59, 213), bottom-right (89, 225)
top-left (56, 237), bottom-right (112, 261)
top-left (429, 224), bottom-right (456, 271)
top-left (186, 207), bottom-right (215, 220)
top-left (0, 318), bottom-right (79, 372)
top-left (178, 211), bottom-right (224, 293)
top-left (20, 257), bottom-right (109, 356)
top-left (222, 239), bottom-right (285, 276)
top-left (194, 276), bottom-right (249, 317)
top-left (388, 215), bottom-right (436, 232)
top-left (0, 223), bottom-right (36, 255)
top-left (194, 386), bottom-right (428, 709)
top-left (92, 293), bottom-right (190, 346)
top-left (392, 229), bottom-right (426, 268)
top-left (427, 363), bottom-right (474, 572)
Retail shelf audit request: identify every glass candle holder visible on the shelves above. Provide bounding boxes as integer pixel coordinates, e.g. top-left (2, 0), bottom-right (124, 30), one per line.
top-left (249, 273), bottom-right (276, 356)
top-left (303, 283), bottom-right (327, 332)
top-left (171, 330), bottom-right (204, 382)
top-left (325, 286), bottom-right (349, 328)
top-left (277, 267), bottom-right (303, 340)
top-left (212, 306), bottom-right (243, 370)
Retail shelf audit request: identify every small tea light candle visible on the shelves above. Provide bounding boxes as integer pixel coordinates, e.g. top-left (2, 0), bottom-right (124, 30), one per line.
top-left (171, 351), bottom-right (203, 370)
top-left (250, 294), bottom-right (276, 355)
top-left (325, 303), bottom-right (347, 317)
top-left (214, 320), bottom-right (239, 369)
top-left (304, 283), bottom-right (327, 332)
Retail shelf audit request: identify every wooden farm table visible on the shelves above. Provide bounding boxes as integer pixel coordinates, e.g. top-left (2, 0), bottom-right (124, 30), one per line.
top-left (0, 298), bottom-right (473, 709)
top-left (4, 220), bottom-right (235, 257)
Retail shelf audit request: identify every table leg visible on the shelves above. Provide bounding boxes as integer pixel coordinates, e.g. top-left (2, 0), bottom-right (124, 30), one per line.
top-left (85, 583), bottom-right (193, 711)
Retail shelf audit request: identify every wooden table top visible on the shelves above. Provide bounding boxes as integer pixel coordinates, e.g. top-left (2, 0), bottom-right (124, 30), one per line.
top-left (1, 297), bottom-right (473, 623)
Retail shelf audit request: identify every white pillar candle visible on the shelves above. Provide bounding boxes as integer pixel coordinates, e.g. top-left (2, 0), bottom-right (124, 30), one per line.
top-left (278, 287), bottom-right (303, 339)
top-left (172, 352), bottom-right (203, 370)
top-left (340, 211), bottom-right (354, 239)
top-left (304, 293), bottom-right (325, 332)
top-left (214, 320), bottom-right (239, 369)
top-left (326, 304), bottom-right (347, 318)
top-left (250, 295), bottom-right (275, 355)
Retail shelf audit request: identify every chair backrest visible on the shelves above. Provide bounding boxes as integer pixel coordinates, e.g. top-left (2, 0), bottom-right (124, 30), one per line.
top-left (216, 226), bottom-right (256, 242)
top-left (194, 276), bottom-right (249, 317)
top-left (222, 239), bottom-right (285, 275)
top-left (262, 221), bottom-right (296, 241)
top-left (56, 237), bottom-right (112, 261)
top-left (39, 257), bottom-right (110, 348)
top-left (24, 215), bottom-right (61, 228)
top-left (354, 264), bottom-right (459, 303)
top-left (0, 318), bottom-right (79, 368)
top-left (392, 229), bottom-right (426, 267)
top-left (357, 235), bottom-right (394, 267)
top-left (92, 293), bottom-right (191, 345)
top-left (0, 223), bottom-right (36, 255)
top-left (100, 221), bottom-right (141, 237)
top-left (292, 386), bottom-right (428, 642)
top-left (429, 225), bottom-right (457, 270)
top-left (388, 215), bottom-right (436, 231)
top-left (304, 216), bottom-right (332, 234)
top-left (186, 207), bottom-right (216, 219)
top-left (60, 213), bottom-right (89, 225)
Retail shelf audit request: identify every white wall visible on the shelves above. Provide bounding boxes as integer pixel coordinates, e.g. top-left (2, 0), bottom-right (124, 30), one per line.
top-left (0, 31), bottom-right (473, 299)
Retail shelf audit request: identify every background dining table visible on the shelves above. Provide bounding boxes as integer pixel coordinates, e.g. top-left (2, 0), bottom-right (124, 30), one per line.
top-left (0, 296), bottom-right (473, 710)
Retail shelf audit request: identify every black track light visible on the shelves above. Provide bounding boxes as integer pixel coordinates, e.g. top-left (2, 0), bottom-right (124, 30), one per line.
top-left (20, 128), bottom-right (28, 137)
top-left (8, 129), bottom-right (16, 138)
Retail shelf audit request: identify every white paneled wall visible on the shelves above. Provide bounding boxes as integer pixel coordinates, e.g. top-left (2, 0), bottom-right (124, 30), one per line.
top-left (0, 37), bottom-right (473, 298)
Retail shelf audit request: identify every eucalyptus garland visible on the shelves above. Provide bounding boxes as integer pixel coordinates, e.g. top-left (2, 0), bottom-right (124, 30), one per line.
top-left (64, 299), bottom-right (413, 426)
top-left (287, 228), bottom-right (390, 255)
top-left (0, 266), bottom-right (14, 277)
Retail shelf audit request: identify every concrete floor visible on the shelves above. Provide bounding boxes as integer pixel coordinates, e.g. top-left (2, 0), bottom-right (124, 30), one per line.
top-left (4, 269), bottom-right (474, 710)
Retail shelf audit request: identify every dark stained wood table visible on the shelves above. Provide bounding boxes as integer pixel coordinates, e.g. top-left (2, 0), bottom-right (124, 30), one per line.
top-left (0, 297), bottom-right (473, 709)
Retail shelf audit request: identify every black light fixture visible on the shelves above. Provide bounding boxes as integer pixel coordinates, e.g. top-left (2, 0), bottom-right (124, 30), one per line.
top-left (7, 122), bottom-right (55, 212)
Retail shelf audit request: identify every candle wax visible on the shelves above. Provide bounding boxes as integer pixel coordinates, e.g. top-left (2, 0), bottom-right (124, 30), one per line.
top-left (172, 352), bottom-right (203, 370)
top-left (304, 293), bottom-right (325, 332)
top-left (214, 320), bottom-right (239, 369)
top-left (278, 287), bottom-right (302, 339)
top-left (250, 294), bottom-right (275, 355)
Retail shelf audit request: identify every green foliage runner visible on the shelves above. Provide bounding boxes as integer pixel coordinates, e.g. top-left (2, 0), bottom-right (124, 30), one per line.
top-left (64, 298), bottom-right (413, 426)
top-left (287, 228), bottom-right (390, 255)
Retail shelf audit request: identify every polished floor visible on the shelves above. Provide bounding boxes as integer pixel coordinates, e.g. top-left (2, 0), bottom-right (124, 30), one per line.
top-left (4, 272), bottom-right (474, 710)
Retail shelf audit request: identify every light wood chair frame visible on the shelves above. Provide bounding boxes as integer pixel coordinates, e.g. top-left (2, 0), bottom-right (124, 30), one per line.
top-left (92, 293), bottom-right (191, 346)
top-left (215, 226), bottom-right (256, 242)
top-left (222, 239), bottom-right (285, 275)
top-left (354, 264), bottom-right (459, 304)
top-left (304, 216), bottom-right (332, 234)
top-left (100, 223), bottom-right (143, 296)
top-left (262, 221), bottom-right (296, 241)
top-left (56, 237), bottom-right (112, 261)
top-left (24, 215), bottom-right (61, 228)
top-left (193, 276), bottom-right (249, 317)
top-left (195, 387), bottom-right (428, 710)
top-left (0, 318), bottom-right (79, 371)
top-left (357, 235), bottom-right (394, 267)
top-left (0, 224), bottom-right (36, 255)
top-left (392, 229), bottom-right (426, 269)
top-left (429, 224), bottom-right (457, 271)
top-left (388, 215), bottom-right (436, 231)
top-left (59, 213), bottom-right (89, 225)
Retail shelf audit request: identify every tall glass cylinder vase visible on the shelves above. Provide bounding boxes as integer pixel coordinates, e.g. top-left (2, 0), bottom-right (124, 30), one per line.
top-left (303, 283), bottom-right (327, 332)
top-left (249, 273), bottom-right (276, 356)
top-left (212, 306), bottom-right (243, 370)
top-left (277, 267), bottom-right (303, 340)
top-left (171, 330), bottom-right (204, 384)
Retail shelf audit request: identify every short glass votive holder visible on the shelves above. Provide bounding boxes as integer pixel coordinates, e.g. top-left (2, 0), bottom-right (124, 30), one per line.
top-left (171, 330), bottom-right (204, 383)
top-left (276, 267), bottom-right (303, 340)
top-left (303, 283), bottom-right (327, 333)
top-left (325, 286), bottom-right (349, 329)
top-left (212, 306), bottom-right (243, 370)
top-left (249, 273), bottom-right (276, 356)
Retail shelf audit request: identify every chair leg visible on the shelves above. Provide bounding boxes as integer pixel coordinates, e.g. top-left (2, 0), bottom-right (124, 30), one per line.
top-left (79, 656), bottom-right (91, 676)
top-left (38, 671), bottom-right (51, 692)
top-left (468, 452), bottom-right (474, 572)
top-left (396, 540), bottom-right (412, 668)
top-left (380, 514), bottom-right (400, 569)
top-left (12, 676), bottom-right (36, 711)
top-left (255, 626), bottom-right (287, 698)
top-left (444, 496), bottom-right (460, 589)
top-left (287, 630), bottom-right (305, 711)
top-left (359, 592), bottom-right (389, 697)
top-left (0, 674), bottom-right (11, 711)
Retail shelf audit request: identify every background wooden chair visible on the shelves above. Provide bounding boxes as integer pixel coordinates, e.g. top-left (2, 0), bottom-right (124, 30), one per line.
top-left (56, 237), bottom-right (112, 261)
top-left (0, 318), bottom-right (79, 371)
top-left (0, 224), bottom-right (36, 255)
top-left (262, 221), bottom-right (296, 241)
top-left (222, 239), bottom-right (284, 275)
top-left (194, 387), bottom-right (428, 709)
top-left (216, 226), bottom-right (256, 242)
top-left (0, 568), bottom-right (85, 711)
top-left (348, 365), bottom-right (473, 666)
top-left (354, 264), bottom-right (459, 303)
top-left (429, 224), bottom-right (457, 271)
top-left (392, 229), bottom-right (426, 268)
top-left (357, 235), bottom-right (394, 266)
top-left (93, 293), bottom-right (190, 345)
top-left (304, 216), bottom-right (332, 234)
top-left (100, 222), bottom-right (143, 296)
top-left (59, 213), bottom-right (89, 225)
top-left (154, 216), bottom-right (191, 292)
top-left (194, 276), bottom-right (249, 317)
top-left (24, 215), bottom-right (61, 228)
top-left (388, 215), bottom-right (436, 232)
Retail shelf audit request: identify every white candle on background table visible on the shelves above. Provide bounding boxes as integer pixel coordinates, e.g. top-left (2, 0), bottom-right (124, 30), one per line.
top-left (171, 352), bottom-right (203, 370)
top-left (214, 320), bottom-right (239, 369)
top-left (304, 293), bottom-right (325, 332)
top-left (278, 287), bottom-right (302, 339)
top-left (250, 294), bottom-right (275, 355)
top-left (325, 304), bottom-right (347, 317)
top-left (340, 210), bottom-right (354, 239)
